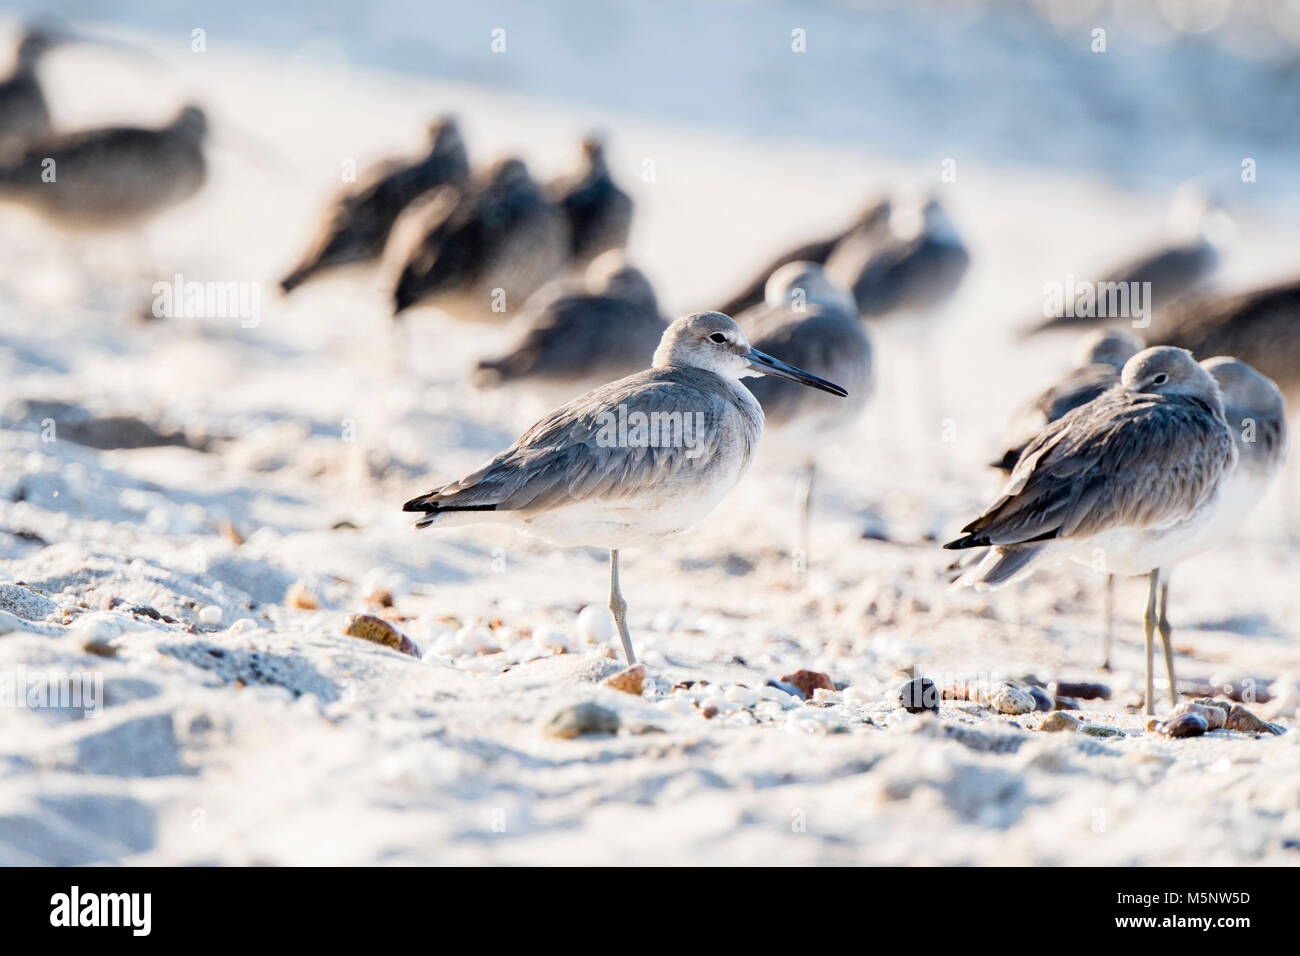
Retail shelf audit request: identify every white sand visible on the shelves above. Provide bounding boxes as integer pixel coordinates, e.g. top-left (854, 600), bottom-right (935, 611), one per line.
top-left (1, 23), bottom-right (1299, 865)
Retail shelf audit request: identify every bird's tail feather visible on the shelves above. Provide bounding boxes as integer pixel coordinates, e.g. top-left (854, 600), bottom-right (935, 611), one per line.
top-left (954, 544), bottom-right (1043, 590)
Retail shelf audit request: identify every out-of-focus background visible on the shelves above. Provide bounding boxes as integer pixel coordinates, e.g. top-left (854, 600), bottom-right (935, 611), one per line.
top-left (0, 1), bottom-right (1298, 866)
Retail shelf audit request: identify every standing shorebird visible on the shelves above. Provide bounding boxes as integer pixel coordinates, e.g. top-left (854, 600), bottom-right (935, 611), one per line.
top-left (547, 135), bottom-right (633, 270)
top-left (473, 250), bottom-right (664, 397)
top-left (991, 329), bottom-right (1146, 474)
top-left (280, 117), bottom-right (469, 293)
top-left (716, 196), bottom-right (891, 319)
top-left (0, 103), bottom-right (207, 231)
top-left (403, 311), bottom-right (848, 664)
top-left (391, 156), bottom-right (569, 320)
top-left (1022, 186), bottom-right (1230, 338)
top-left (0, 26), bottom-right (58, 159)
top-left (945, 347), bottom-right (1236, 714)
top-left (737, 261), bottom-right (872, 561)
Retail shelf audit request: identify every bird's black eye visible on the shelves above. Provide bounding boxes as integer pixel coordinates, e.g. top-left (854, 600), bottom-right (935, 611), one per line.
top-left (709, 332), bottom-right (727, 344)
top-left (1152, 373), bottom-right (1169, 386)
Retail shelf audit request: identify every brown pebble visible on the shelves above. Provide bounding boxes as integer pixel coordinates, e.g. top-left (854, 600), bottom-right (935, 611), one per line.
top-left (781, 669), bottom-right (834, 699)
top-left (1223, 703), bottom-right (1283, 735)
top-left (342, 613), bottom-right (420, 657)
top-left (221, 520), bottom-right (245, 547)
top-left (701, 704), bottom-right (719, 719)
top-left (287, 582), bottom-right (319, 610)
top-left (1157, 712), bottom-right (1208, 738)
top-left (1039, 711), bottom-right (1081, 732)
top-left (83, 639), bottom-right (118, 658)
top-left (604, 663), bottom-right (646, 696)
top-left (365, 588), bottom-right (394, 608)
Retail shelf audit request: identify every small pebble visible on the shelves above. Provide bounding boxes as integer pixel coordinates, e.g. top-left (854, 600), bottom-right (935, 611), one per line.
top-left (1157, 712), bottom-right (1207, 738)
top-left (1050, 680), bottom-right (1111, 701)
top-left (1039, 711), bottom-right (1081, 732)
top-left (725, 685), bottom-right (759, 707)
top-left (198, 605), bottom-right (223, 626)
top-left (701, 704), bottom-right (720, 719)
top-left (1171, 701), bottom-right (1225, 731)
top-left (1053, 695), bottom-right (1080, 711)
top-left (544, 701), bottom-right (620, 738)
top-left (83, 639), bottom-right (118, 658)
top-left (576, 605), bottom-right (613, 645)
top-left (1080, 723), bottom-right (1124, 738)
top-left (990, 684), bottom-right (1035, 716)
top-left (1027, 685), bottom-right (1054, 712)
top-left (898, 676), bottom-right (938, 714)
top-left (780, 669), bottom-right (834, 700)
top-left (287, 582), bottom-right (319, 610)
top-left (604, 663), bottom-right (646, 696)
top-left (1223, 703), bottom-right (1285, 735)
top-left (342, 613), bottom-right (420, 657)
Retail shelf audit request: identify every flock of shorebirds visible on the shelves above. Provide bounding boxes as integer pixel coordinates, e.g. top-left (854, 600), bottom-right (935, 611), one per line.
top-left (3, 24), bottom-right (1298, 716)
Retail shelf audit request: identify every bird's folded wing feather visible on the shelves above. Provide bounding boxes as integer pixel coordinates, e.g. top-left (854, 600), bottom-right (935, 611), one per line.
top-left (962, 389), bottom-right (1233, 546)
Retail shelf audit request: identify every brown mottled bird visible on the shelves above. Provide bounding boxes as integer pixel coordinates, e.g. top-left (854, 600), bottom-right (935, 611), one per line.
top-left (280, 117), bottom-right (469, 293)
top-left (0, 103), bottom-right (207, 231)
top-left (716, 196), bottom-right (891, 319)
top-left (547, 136), bottom-right (633, 270)
top-left (391, 156), bottom-right (569, 320)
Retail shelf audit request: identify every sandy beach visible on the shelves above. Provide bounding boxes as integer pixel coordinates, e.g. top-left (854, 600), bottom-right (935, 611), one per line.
top-left (1, 10), bottom-right (1299, 866)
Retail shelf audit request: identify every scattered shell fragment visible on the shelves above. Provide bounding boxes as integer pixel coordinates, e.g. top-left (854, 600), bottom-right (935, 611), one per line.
top-left (1157, 712), bottom-right (1207, 738)
top-left (766, 678), bottom-right (806, 700)
top-left (781, 669), bottom-right (834, 699)
top-left (898, 676), bottom-right (938, 714)
top-left (544, 701), bottom-right (620, 738)
top-left (604, 663), bottom-right (646, 696)
top-left (1223, 703), bottom-right (1285, 735)
top-left (1039, 711), bottom-right (1081, 732)
top-left (287, 582), bottom-right (319, 610)
top-left (342, 613), bottom-right (420, 657)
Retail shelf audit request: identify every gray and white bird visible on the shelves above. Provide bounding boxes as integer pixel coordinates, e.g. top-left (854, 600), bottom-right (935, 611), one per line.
top-left (391, 156), bottom-right (569, 320)
top-left (945, 347), bottom-right (1237, 714)
top-left (403, 311), bottom-right (848, 664)
top-left (716, 196), bottom-right (891, 319)
top-left (1023, 186), bottom-right (1230, 338)
top-left (991, 329), bottom-right (1146, 474)
top-left (473, 250), bottom-right (664, 397)
top-left (0, 26), bottom-right (58, 159)
top-left (737, 261), bottom-right (872, 559)
top-left (825, 194), bottom-right (969, 323)
top-left (0, 103), bottom-right (207, 231)
top-left (548, 135), bottom-right (633, 270)
top-left (280, 117), bottom-right (469, 293)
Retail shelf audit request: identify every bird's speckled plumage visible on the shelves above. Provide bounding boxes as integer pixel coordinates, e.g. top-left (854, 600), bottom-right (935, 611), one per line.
top-left (0, 103), bottom-right (207, 230)
top-left (948, 347), bottom-right (1236, 586)
top-left (391, 156), bottom-right (569, 319)
top-left (280, 118), bottom-right (469, 292)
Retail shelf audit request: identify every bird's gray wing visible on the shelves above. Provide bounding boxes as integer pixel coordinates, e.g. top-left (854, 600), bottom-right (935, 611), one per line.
top-left (953, 389), bottom-right (1234, 547)
top-left (404, 369), bottom-right (750, 515)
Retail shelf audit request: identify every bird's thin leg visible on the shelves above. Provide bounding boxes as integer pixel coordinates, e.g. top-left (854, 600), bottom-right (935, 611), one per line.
top-left (796, 462), bottom-right (816, 575)
top-left (608, 548), bottom-right (636, 665)
top-left (1143, 568), bottom-right (1160, 716)
top-left (1157, 577), bottom-right (1178, 710)
top-left (1101, 573), bottom-right (1114, 671)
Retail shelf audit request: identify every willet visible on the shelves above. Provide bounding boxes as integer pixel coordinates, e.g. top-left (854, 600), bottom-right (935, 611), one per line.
top-left (0, 103), bottom-right (207, 231)
top-left (1022, 186), bottom-right (1230, 338)
top-left (991, 329), bottom-right (1146, 474)
top-left (280, 117), bottom-right (469, 293)
top-left (473, 250), bottom-right (664, 396)
top-left (1122, 357), bottom-right (1290, 672)
top-left (716, 196), bottom-right (891, 318)
top-left (1147, 276), bottom-right (1300, 406)
top-left (824, 194), bottom-right (969, 323)
top-left (737, 261), bottom-right (872, 562)
top-left (391, 156), bottom-right (569, 320)
top-left (547, 135), bottom-right (633, 270)
top-left (945, 347), bottom-right (1236, 714)
top-left (403, 311), bottom-right (848, 664)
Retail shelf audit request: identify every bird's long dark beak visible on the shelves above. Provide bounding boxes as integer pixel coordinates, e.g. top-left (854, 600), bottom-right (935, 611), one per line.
top-left (746, 348), bottom-right (847, 397)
